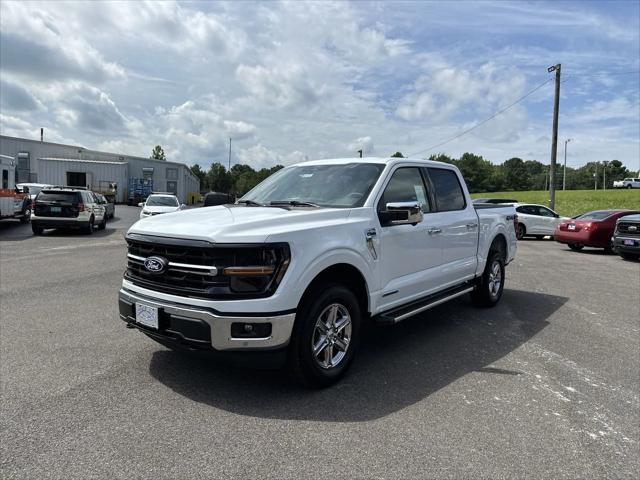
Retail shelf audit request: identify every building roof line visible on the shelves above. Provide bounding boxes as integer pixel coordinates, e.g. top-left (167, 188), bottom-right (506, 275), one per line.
top-left (39, 157), bottom-right (128, 165)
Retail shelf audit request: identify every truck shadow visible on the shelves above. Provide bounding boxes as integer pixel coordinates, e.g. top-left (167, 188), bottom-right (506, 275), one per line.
top-left (148, 289), bottom-right (565, 422)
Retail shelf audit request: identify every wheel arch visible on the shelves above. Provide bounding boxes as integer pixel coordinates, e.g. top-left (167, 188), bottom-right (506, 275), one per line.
top-left (490, 233), bottom-right (508, 260)
top-left (298, 263), bottom-right (370, 317)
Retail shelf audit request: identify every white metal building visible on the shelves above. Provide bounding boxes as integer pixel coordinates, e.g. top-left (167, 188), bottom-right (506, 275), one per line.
top-left (0, 135), bottom-right (200, 204)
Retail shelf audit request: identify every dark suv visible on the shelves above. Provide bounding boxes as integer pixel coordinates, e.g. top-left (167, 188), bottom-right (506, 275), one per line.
top-left (31, 187), bottom-right (107, 235)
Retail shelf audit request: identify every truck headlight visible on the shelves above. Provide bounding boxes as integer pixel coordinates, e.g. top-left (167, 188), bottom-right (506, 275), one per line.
top-left (224, 243), bottom-right (290, 294)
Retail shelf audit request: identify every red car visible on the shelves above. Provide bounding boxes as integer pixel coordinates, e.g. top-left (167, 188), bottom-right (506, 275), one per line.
top-left (555, 209), bottom-right (640, 252)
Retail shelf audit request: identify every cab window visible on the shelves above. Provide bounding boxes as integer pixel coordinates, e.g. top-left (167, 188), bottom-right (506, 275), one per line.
top-left (377, 167), bottom-right (430, 213)
top-left (427, 168), bottom-right (466, 211)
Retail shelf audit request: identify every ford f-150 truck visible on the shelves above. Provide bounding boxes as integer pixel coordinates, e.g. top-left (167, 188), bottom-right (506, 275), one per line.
top-left (119, 157), bottom-right (517, 387)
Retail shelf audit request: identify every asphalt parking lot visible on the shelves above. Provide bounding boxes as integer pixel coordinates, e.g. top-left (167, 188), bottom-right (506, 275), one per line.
top-left (1, 206), bottom-right (638, 479)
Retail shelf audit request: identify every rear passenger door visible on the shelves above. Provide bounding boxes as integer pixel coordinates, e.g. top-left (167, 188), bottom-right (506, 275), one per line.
top-left (425, 167), bottom-right (479, 286)
top-left (375, 166), bottom-right (443, 308)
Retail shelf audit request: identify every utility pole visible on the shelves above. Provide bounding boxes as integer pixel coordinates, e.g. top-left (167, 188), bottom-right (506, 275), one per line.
top-left (603, 161), bottom-right (608, 190)
top-left (357, 149), bottom-right (363, 158)
top-left (563, 138), bottom-right (571, 190)
top-left (548, 64), bottom-right (561, 210)
top-left (228, 137), bottom-right (232, 171)
top-left (594, 163), bottom-right (598, 190)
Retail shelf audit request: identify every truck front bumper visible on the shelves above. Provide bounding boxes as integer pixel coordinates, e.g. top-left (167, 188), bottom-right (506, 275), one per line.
top-left (119, 288), bottom-right (296, 352)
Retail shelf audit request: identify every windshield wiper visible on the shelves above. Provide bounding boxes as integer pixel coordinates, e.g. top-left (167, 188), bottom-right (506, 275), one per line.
top-left (270, 200), bottom-right (320, 207)
top-left (236, 199), bottom-right (265, 207)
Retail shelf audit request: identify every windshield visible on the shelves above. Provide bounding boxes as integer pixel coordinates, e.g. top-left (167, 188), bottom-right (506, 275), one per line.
top-left (146, 196), bottom-right (178, 207)
top-left (575, 210), bottom-right (617, 221)
top-left (240, 163), bottom-right (385, 208)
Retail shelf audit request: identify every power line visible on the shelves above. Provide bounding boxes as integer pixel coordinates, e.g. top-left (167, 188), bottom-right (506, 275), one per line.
top-left (564, 70), bottom-right (640, 78)
top-left (408, 77), bottom-right (553, 157)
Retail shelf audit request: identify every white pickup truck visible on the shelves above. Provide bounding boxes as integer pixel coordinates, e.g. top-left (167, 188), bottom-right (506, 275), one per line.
top-left (613, 178), bottom-right (640, 189)
top-left (119, 157), bottom-right (517, 386)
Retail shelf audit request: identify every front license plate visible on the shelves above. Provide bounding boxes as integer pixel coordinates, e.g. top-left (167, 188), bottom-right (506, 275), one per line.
top-left (567, 224), bottom-right (575, 230)
top-left (624, 239), bottom-right (635, 246)
top-left (50, 206), bottom-right (61, 213)
top-left (135, 303), bottom-right (159, 329)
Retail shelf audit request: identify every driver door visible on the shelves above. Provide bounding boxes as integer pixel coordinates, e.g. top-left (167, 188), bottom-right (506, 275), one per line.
top-left (375, 167), bottom-right (443, 311)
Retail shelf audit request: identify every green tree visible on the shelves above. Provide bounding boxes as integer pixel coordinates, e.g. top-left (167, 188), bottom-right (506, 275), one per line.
top-left (390, 152), bottom-right (404, 158)
top-left (190, 164), bottom-right (207, 191)
top-left (207, 163), bottom-right (231, 193)
top-left (151, 145), bottom-right (166, 160)
top-left (501, 157), bottom-right (529, 191)
top-left (456, 152), bottom-right (494, 193)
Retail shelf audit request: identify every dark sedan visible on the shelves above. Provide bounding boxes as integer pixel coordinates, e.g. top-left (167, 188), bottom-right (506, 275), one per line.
top-left (554, 209), bottom-right (640, 252)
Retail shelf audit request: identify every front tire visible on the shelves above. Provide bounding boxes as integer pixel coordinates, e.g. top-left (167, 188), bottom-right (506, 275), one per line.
top-left (471, 251), bottom-right (505, 307)
top-left (98, 214), bottom-right (107, 230)
top-left (288, 283), bottom-right (361, 388)
top-left (32, 224), bottom-right (43, 235)
top-left (568, 243), bottom-right (583, 251)
top-left (516, 223), bottom-right (526, 240)
top-left (620, 252), bottom-right (639, 261)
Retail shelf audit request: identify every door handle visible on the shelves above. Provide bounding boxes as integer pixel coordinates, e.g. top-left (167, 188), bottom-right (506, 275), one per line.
top-left (466, 223), bottom-right (478, 229)
top-left (428, 227), bottom-right (442, 235)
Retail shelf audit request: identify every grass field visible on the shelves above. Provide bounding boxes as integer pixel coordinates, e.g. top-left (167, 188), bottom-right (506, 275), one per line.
top-left (470, 189), bottom-right (640, 217)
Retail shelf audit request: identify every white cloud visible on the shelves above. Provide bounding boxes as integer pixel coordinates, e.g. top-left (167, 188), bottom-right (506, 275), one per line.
top-left (236, 144), bottom-right (308, 169)
top-left (0, 0), bottom-right (638, 172)
top-left (347, 136), bottom-right (374, 155)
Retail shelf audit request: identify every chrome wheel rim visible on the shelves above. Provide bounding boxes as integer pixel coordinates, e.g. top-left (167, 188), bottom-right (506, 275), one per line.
top-left (488, 261), bottom-right (502, 297)
top-left (311, 303), bottom-right (352, 370)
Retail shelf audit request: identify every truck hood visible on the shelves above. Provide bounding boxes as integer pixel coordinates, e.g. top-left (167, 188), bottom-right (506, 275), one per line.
top-left (129, 205), bottom-right (353, 243)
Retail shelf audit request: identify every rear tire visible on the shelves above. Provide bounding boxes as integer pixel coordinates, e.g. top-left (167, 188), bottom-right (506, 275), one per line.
top-left (516, 223), bottom-right (526, 240)
top-left (84, 216), bottom-right (95, 235)
top-left (31, 224), bottom-right (43, 235)
top-left (20, 206), bottom-right (31, 224)
top-left (471, 251), bottom-right (505, 307)
top-left (627, 184), bottom-right (632, 189)
top-left (568, 243), bottom-right (583, 251)
top-left (288, 282), bottom-right (361, 388)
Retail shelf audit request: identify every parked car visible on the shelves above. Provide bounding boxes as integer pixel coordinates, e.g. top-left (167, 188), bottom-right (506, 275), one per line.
top-left (203, 191), bottom-right (234, 207)
top-left (473, 198), bottom-right (518, 204)
top-left (613, 178), bottom-right (640, 189)
top-left (139, 193), bottom-right (184, 219)
top-left (31, 187), bottom-right (107, 235)
top-left (612, 214), bottom-right (640, 260)
top-left (554, 210), bottom-right (640, 252)
top-left (119, 157), bottom-right (518, 387)
top-left (514, 203), bottom-right (567, 239)
top-left (14, 183), bottom-right (53, 224)
top-left (95, 192), bottom-right (115, 219)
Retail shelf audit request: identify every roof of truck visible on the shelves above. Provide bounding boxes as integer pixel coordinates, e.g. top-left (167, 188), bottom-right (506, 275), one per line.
top-left (292, 157), bottom-right (453, 167)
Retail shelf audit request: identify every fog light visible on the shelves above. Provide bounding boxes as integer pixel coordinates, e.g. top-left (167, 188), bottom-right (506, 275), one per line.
top-left (231, 322), bottom-right (272, 338)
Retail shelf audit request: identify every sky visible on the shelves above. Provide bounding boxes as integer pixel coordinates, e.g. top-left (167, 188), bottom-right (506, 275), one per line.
top-left (1, 0), bottom-right (639, 171)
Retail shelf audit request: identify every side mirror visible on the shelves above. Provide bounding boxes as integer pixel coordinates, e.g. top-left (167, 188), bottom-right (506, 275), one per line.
top-left (380, 202), bottom-right (423, 226)
top-left (138, 202), bottom-right (144, 207)
top-left (180, 204), bottom-right (186, 209)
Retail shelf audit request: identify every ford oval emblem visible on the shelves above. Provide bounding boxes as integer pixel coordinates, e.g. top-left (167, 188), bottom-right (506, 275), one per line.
top-left (144, 256), bottom-right (168, 274)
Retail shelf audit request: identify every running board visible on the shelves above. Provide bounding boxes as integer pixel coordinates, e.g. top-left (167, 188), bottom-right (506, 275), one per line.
top-left (373, 283), bottom-right (475, 325)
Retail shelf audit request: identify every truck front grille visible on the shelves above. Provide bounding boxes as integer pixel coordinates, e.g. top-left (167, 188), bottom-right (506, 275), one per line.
top-left (124, 234), bottom-right (289, 300)
top-left (617, 222), bottom-right (640, 237)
